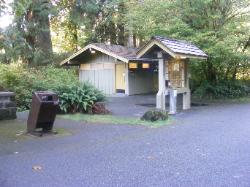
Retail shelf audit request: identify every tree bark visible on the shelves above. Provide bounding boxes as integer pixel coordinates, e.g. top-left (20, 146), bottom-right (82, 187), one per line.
top-left (34, 0), bottom-right (53, 54)
top-left (117, 24), bottom-right (125, 46)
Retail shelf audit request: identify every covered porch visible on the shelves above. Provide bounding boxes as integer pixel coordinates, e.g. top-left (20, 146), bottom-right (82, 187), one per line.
top-left (126, 36), bottom-right (207, 114)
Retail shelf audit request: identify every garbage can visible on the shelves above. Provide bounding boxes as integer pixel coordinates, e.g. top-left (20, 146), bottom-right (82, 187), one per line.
top-left (27, 91), bottom-right (59, 134)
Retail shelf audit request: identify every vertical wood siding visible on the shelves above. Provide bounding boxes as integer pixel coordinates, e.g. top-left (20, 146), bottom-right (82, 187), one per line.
top-left (79, 53), bottom-right (115, 95)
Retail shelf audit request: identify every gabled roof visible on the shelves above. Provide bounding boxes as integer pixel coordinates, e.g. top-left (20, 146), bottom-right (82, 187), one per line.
top-left (137, 36), bottom-right (208, 59)
top-left (61, 36), bottom-right (207, 65)
top-left (60, 43), bottom-right (138, 65)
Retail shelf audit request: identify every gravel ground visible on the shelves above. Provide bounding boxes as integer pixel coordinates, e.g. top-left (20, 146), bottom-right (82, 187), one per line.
top-left (0, 101), bottom-right (250, 187)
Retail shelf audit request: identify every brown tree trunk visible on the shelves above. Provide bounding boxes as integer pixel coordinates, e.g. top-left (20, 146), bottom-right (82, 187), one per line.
top-left (109, 22), bottom-right (117, 44)
top-left (117, 24), bottom-right (125, 46)
top-left (36, 11), bottom-right (53, 54)
top-left (34, 0), bottom-right (53, 55)
top-left (206, 59), bottom-right (216, 83)
top-left (133, 34), bottom-right (137, 47)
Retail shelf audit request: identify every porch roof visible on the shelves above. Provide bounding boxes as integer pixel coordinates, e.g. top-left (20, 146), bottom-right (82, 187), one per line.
top-left (137, 36), bottom-right (208, 59)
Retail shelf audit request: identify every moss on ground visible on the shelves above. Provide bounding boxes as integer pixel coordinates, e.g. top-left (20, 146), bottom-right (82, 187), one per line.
top-left (0, 119), bottom-right (70, 144)
top-left (0, 120), bottom-right (28, 143)
top-left (59, 113), bottom-right (173, 128)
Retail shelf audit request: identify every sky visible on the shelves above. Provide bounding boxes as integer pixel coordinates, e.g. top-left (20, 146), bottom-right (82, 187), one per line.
top-left (0, 0), bottom-right (13, 29)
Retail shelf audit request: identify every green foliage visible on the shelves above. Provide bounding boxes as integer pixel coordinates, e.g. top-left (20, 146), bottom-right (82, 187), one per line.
top-left (0, 63), bottom-right (35, 109)
top-left (51, 0), bottom-right (127, 52)
top-left (0, 63), bottom-right (105, 112)
top-left (193, 80), bottom-right (250, 99)
top-left (125, 0), bottom-right (250, 98)
top-left (0, 0), bottom-right (55, 64)
top-left (57, 84), bottom-right (104, 113)
top-left (1, 0), bottom-right (250, 99)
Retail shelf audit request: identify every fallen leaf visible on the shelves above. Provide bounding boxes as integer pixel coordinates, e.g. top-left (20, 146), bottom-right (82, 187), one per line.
top-left (32, 165), bottom-right (42, 171)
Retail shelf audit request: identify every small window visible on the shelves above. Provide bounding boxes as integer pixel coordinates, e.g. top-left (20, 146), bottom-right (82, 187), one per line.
top-left (129, 63), bottom-right (138, 69)
top-left (142, 63), bottom-right (150, 69)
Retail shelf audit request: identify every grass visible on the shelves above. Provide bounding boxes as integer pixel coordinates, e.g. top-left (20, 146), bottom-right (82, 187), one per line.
top-left (0, 119), bottom-right (71, 144)
top-left (59, 113), bottom-right (173, 128)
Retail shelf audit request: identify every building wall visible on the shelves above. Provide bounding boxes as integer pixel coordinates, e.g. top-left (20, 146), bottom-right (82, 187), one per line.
top-left (128, 69), bottom-right (156, 95)
top-left (78, 52), bottom-right (160, 96)
top-left (79, 53), bottom-right (116, 95)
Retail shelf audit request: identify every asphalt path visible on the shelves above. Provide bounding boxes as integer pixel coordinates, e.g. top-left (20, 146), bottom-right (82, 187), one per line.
top-left (0, 102), bottom-right (250, 187)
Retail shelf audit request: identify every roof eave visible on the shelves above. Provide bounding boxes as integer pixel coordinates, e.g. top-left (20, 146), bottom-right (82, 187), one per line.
top-left (136, 40), bottom-right (177, 58)
top-left (60, 44), bottom-right (129, 66)
top-left (136, 39), bottom-right (208, 60)
top-left (175, 53), bottom-right (208, 60)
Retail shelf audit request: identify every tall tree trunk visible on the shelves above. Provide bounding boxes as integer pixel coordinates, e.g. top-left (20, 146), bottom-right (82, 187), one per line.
top-left (117, 2), bottom-right (125, 46)
top-left (109, 22), bottom-right (117, 44)
top-left (36, 11), bottom-right (53, 54)
top-left (206, 59), bottom-right (216, 83)
top-left (133, 34), bottom-right (137, 47)
top-left (68, 21), bottom-right (78, 51)
top-left (117, 24), bottom-right (125, 46)
top-left (127, 30), bottom-right (134, 47)
top-left (34, 0), bottom-right (53, 55)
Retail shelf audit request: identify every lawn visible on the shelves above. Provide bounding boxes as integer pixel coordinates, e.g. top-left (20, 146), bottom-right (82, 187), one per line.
top-left (59, 113), bottom-right (173, 128)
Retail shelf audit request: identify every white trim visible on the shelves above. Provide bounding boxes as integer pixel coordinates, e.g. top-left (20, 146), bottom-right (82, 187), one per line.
top-left (137, 40), bottom-right (177, 58)
top-left (60, 44), bottom-right (129, 65)
top-left (136, 39), bottom-right (207, 60)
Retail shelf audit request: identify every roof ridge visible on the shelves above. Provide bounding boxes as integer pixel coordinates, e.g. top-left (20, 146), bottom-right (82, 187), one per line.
top-left (152, 36), bottom-right (193, 45)
top-left (92, 43), bottom-right (138, 50)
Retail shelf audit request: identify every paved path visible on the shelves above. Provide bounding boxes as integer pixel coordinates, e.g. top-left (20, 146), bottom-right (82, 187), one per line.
top-left (0, 103), bottom-right (250, 187)
top-left (106, 94), bottom-right (184, 117)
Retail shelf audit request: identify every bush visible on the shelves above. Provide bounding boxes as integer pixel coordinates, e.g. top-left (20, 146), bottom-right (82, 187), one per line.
top-left (141, 109), bottom-right (168, 122)
top-left (56, 84), bottom-right (105, 113)
top-left (193, 80), bottom-right (250, 99)
top-left (0, 63), bottom-right (105, 112)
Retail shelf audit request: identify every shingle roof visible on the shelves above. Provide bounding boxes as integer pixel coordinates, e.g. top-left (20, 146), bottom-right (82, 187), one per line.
top-left (152, 36), bottom-right (208, 58)
top-left (61, 36), bottom-right (207, 65)
top-left (92, 43), bottom-right (138, 59)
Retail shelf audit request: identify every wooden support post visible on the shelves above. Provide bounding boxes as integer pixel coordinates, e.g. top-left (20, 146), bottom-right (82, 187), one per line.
top-left (156, 52), bottom-right (166, 110)
top-left (183, 61), bottom-right (191, 110)
top-left (183, 90), bottom-right (191, 110)
top-left (169, 89), bottom-right (177, 114)
top-left (125, 63), bottom-right (129, 95)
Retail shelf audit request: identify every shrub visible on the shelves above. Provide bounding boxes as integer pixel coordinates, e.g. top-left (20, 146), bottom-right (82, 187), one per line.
top-left (56, 83), bottom-right (105, 113)
top-left (193, 80), bottom-right (250, 99)
top-left (0, 63), bottom-right (35, 110)
top-left (141, 109), bottom-right (168, 122)
top-left (0, 63), bottom-right (105, 112)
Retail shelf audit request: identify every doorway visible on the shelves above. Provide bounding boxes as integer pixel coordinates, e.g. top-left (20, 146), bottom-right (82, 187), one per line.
top-left (115, 64), bottom-right (126, 93)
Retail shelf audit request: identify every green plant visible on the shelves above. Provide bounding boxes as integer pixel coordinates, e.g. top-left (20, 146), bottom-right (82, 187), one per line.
top-left (0, 63), bottom-right (105, 112)
top-left (56, 83), bottom-right (105, 113)
top-left (193, 80), bottom-right (250, 99)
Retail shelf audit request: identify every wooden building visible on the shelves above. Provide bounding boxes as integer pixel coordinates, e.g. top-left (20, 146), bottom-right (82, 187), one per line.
top-left (61, 36), bottom-right (207, 114)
